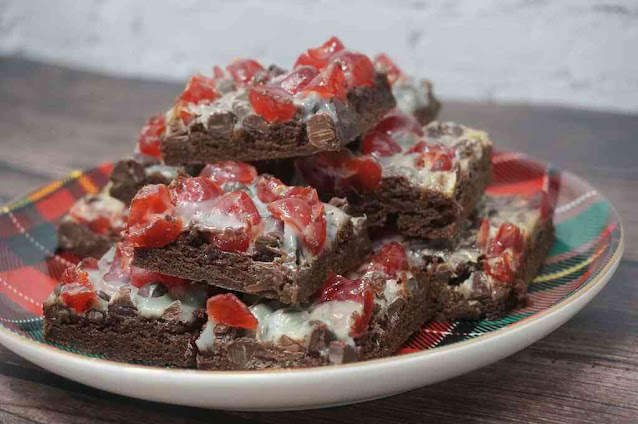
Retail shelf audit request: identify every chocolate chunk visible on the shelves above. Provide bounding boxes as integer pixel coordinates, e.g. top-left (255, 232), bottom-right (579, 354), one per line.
top-left (328, 197), bottom-right (350, 213)
top-left (254, 232), bottom-right (284, 261)
top-left (109, 159), bottom-right (147, 204)
top-left (108, 286), bottom-right (137, 317)
top-left (306, 113), bottom-right (338, 150)
top-left (227, 339), bottom-right (258, 367)
top-left (207, 111), bottom-right (237, 139)
top-left (328, 341), bottom-right (358, 365)
top-left (160, 301), bottom-right (182, 321)
top-left (97, 290), bottom-right (111, 301)
top-left (307, 323), bottom-right (335, 354)
top-left (242, 114), bottom-right (269, 136)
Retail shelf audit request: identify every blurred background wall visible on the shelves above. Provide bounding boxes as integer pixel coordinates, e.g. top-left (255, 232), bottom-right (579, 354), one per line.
top-left (1, 0), bottom-right (637, 113)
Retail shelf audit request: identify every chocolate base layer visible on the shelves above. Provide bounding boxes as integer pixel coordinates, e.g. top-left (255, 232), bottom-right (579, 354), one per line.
top-left (134, 220), bottom-right (371, 306)
top-left (357, 148), bottom-right (491, 240)
top-left (197, 276), bottom-right (437, 370)
top-left (161, 74), bottom-right (395, 165)
top-left (57, 220), bottom-right (117, 259)
top-left (43, 303), bottom-right (204, 367)
top-left (433, 218), bottom-right (555, 321)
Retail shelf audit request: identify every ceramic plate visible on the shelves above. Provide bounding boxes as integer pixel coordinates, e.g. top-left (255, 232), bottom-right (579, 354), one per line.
top-left (0, 152), bottom-right (623, 411)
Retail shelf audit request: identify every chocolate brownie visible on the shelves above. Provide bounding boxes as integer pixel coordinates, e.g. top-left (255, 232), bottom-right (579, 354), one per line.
top-left (296, 119), bottom-right (492, 240)
top-left (196, 241), bottom-right (438, 370)
top-left (127, 162), bottom-right (372, 305)
top-left (405, 193), bottom-right (554, 320)
top-left (160, 39), bottom-right (395, 165)
top-left (57, 191), bottom-right (126, 258)
top-left (43, 243), bottom-right (210, 367)
top-left (374, 53), bottom-right (441, 125)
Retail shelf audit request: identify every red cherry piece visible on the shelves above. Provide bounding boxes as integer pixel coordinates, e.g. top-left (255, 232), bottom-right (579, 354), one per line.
top-left (374, 53), bottom-right (404, 84)
top-left (294, 36), bottom-right (345, 70)
top-left (342, 157), bottom-right (383, 193)
top-left (484, 251), bottom-right (516, 283)
top-left (362, 242), bottom-right (409, 279)
top-left (212, 66), bottom-right (225, 80)
top-left (137, 114), bottom-right (166, 159)
top-left (361, 131), bottom-right (402, 157)
top-left (249, 85), bottom-right (298, 123)
top-left (200, 161), bottom-right (258, 185)
top-left (59, 267), bottom-right (97, 313)
top-left (127, 185), bottom-right (182, 248)
top-left (255, 175), bottom-right (319, 204)
top-left (317, 272), bottom-right (373, 337)
top-left (205, 191), bottom-right (261, 253)
top-left (130, 266), bottom-right (186, 289)
top-left (268, 198), bottom-right (326, 255)
top-left (207, 293), bottom-right (258, 329)
top-left (103, 241), bottom-right (134, 283)
top-left (278, 66), bottom-right (319, 95)
top-left (170, 176), bottom-right (223, 204)
top-left (413, 144), bottom-right (454, 172)
top-left (69, 197), bottom-right (125, 236)
top-left (303, 63), bottom-right (347, 100)
top-left (295, 151), bottom-right (351, 194)
top-left (226, 59), bottom-right (265, 87)
top-left (375, 111), bottom-right (423, 137)
top-left (332, 51), bottom-right (376, 88)
top-left (178, 75), bottom-right (219, 105)
top-left (489, 222), bottom-right (524, 255)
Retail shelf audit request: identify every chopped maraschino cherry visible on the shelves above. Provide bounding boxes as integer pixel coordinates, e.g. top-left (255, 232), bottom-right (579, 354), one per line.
top-left (317, 272), bottom-right (373, 337)
top-left (303, 62), bottom-right (347, 100)
top-left (206, 293), bottom-right (258, 329)
top-left (342, 156), bottom-right (383, 193)
top-left (205, 191), bottom-right (261, 253)
top-left (249, 85), bottom-right (298, 123)
top-left (137, 114), bottom-right (166, 159)
top-left (59, 267), bottom-right (97, 313)
top-left (477, 218), bottom-right (491, 251)
top-left (226, 59), bottom-right (265, 87)
top-left (278, 66), bottom-right (319, 95)
top-left (361, 132), bottom-right (402, 157)
top-left (409, 143), bottom-right (455, 172)
top-left (200, 161), bottom-right (258, 185)
top-left (482, 222), bottom-right (525, 283)
top-left (103, 241), bottom-right (134, 283)
top-left (255, 175), bottom-right (319, 205)
top-left (268, 198), bottom-right (326, 255)
top-left (374, 53), bottom-right (405, 85)
top-left (127, 185), bottom-right (182, 248)
top-left (488, 222), bottom-right (524, 255)
top-left (170, 176), bottom-right (223, 203)
top-left (484, 251), bottom-right (517, 283)
top-left (69, 197), bottom-right (125, 236)
top-left (294, 36), bottom-right (345, 70)
top-left (296, 151), bottom-right (383, 194)
top-left (331, 51), bottom-right (376, 88)
top-left (362, 111), bottom-right (423, 156)
top-left (130, 266), bottom-right (186, 289)
top-left (375, 111), bottom-right (423, 138)
top-left (178, 75), bottom-right (219, 105)
top-left (362, 242), bottom-right (409, 279)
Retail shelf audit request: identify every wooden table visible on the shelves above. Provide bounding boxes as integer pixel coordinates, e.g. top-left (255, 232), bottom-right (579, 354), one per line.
top-left (0, 57), bottom-right (636, 424)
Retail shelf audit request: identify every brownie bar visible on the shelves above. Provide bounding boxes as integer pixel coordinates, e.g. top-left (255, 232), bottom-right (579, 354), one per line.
top-left (297, 119), bottom-right (492, 240)
top-left (43, 246), bottom-right (209, 367)
top-left (406, 193), bottom-right (554, 320)
top-left (161, 72), bottom-right (395, 164)
top-left (196, 241), bottom-right (437, 370)
top-left (134, 211), bottom-right (371, 306)
top-left (57, 192), bottom-right (126, 258)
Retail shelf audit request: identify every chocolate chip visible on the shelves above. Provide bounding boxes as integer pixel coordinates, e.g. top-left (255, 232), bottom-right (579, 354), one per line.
top-left (308, 324), bottom-right (335, 354)
top-left (87, 310), bottom-right (104, 322)
top-left (207, 111), bottom-right (237, 139)
top-left (328, 341), bottom-right (358, 365)
top-left (306, 113), bottom-right (338, 150)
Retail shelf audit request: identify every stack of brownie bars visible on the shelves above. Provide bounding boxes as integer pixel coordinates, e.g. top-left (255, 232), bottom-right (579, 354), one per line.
top-left (45, 37), bottom-right (554, 369)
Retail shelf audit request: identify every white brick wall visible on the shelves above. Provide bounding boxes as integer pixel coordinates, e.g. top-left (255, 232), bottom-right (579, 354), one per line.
top-left (1, 0), bottom-right (637, 113)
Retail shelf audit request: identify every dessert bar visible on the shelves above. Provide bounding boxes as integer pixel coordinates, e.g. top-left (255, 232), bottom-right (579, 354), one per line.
top-left (43, 242), bottom-right (210, 367)
top-left (406, 192), bottom-right (554, 320)
top-left (296, 115), bottom-right (492, 239)
top-left (161, 37), bottom-right (395, 164)
top-left (129, 161), bottom-right (372, 305)
top-left (196, 241), bottom-right (437, 370)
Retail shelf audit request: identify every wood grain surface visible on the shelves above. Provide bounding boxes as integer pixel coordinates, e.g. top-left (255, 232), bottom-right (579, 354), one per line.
top-left (0, 57), bottom-right (636, 424)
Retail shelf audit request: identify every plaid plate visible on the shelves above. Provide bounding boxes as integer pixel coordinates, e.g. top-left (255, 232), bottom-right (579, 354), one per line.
top-left (0, 154), bottom-right (622, 360)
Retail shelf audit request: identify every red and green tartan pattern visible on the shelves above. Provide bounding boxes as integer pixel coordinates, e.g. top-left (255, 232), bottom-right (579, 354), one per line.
top-left (0, 154), bottom-right (622, 361)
